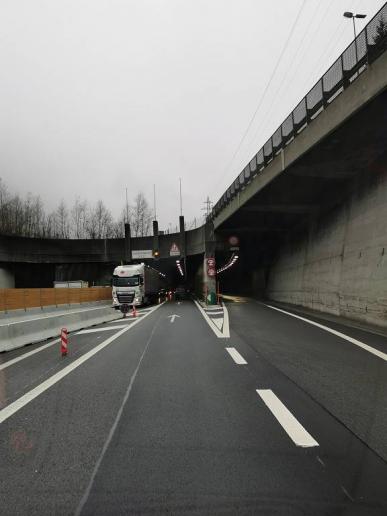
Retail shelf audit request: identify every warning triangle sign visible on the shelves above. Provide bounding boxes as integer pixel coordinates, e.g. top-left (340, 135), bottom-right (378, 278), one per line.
top-left (170, 243), bottom-right (180, 256)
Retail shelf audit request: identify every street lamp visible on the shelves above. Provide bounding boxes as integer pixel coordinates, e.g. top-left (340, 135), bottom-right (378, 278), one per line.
top-left (343, 12), bottom-right (367, 63)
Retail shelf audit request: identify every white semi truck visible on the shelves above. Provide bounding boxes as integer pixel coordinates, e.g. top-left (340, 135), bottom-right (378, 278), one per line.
top-left (112, 263), bottom-right (165, 309)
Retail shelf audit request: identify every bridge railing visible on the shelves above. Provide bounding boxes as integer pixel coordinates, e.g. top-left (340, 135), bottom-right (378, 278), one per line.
top-left (211, 2), bottom-right (387, 219)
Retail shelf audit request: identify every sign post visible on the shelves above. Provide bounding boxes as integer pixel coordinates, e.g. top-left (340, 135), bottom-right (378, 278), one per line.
top-left (205, 256), bottom-right (217, 304)
top-left (203, 221), bottom-right (217, 305)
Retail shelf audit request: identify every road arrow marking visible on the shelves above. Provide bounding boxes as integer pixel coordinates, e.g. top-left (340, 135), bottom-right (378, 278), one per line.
top-left (168, 314), bottom-right (181, 323)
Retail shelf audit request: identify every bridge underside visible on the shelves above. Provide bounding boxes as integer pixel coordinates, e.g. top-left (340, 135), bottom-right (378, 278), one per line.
top-left (217, 88), bottom-right (387, 249)
top-left (216, 88), bottom-right (387, 321)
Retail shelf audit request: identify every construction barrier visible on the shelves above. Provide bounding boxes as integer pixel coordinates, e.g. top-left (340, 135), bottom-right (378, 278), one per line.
top-left (60, 328), bottom-right (68, 356)
top-left (0, 287), bottom-right (112, 312)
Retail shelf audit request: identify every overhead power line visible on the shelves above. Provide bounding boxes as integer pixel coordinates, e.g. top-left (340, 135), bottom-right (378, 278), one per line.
top-left (213, 0), bottom-right (307, 193)
top-left (242, 0), bottom-right (337, 163)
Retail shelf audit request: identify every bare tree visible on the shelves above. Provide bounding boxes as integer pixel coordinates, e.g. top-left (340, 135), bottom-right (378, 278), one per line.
top-left (71, 198), bottom-right (88, 238)
top-left (84, 200), bottom-right (114, 239)
top-left (42, 212), bottom-right (56, 238)
top-left (131, 192), bottom-right (152, 237)
top-left (110, 208), bottom-right (126, 238)
top-left (53, 200), bottom-right (70, 238)
top-left (0, 178), bottom-right (156, 240)
top-left (0, 178), bottom-right (10, 234)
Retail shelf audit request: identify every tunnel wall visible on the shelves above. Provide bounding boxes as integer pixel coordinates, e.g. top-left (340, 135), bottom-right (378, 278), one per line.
top-left (266, 164), bottom-right (387, 329)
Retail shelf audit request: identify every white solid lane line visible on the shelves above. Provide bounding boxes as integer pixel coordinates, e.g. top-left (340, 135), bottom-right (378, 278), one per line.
top-left (222, 302), bottom-right (230, 338)
top-left (76, 325), bottom-right (128, 334)
top-left (266, 304), bottom-right (387, 362)
top-left (0, 302), bottom-right (165, 425)
top-left (0, 338), bottom-right (61, 372)
top-left (226, 347), bottom-right (247, 365)
top-left (108, 308), bottom-right (156, 323)
top-left (109, 318), bottom-right (137, 324)
top-left (257, 389), bottom-right (319, 448)
top-left (194, 300), bottom-right (224, 338)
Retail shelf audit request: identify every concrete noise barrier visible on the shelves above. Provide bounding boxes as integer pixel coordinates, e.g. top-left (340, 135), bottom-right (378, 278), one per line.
top-left (0, 306), bottom-right (119, 353)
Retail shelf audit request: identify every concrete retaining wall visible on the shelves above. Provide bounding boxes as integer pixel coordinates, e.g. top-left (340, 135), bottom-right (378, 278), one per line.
top-left (0, 304), bottom-right (119, 352)
top-left (266, 165), bottom-right (387, 329)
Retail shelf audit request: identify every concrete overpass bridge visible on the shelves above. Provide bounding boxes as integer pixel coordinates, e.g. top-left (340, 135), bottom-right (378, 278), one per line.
top-left (210, 3), bottom-right (387, 328)
top-left (1, 3), bottom-right (387, 327)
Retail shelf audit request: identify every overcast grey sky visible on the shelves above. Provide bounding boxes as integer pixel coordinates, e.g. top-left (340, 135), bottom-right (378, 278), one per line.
top-left (0, 0), bottom-right (384, 230)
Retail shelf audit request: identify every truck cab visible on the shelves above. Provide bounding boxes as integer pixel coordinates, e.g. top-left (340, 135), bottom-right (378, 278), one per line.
top-left (112, 264), bottom-right (145, 308)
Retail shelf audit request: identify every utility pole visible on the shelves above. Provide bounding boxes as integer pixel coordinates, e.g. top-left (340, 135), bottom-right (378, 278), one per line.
top-left (153, 184), bottom-right (157, 220)
top-left (202, 196), bottom-right (213, 220)
top-left (125, 187), bottom-right (129, 223)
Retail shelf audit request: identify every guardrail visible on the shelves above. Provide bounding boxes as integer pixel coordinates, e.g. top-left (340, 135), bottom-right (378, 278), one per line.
top-left (0, 287), bottom-right (112, 312)
top-left (211, 2), bottom-right (387, 219)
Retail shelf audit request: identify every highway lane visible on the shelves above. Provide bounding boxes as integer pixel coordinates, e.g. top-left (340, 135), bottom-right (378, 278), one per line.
top-left (0, 299), bottom-right (387, 514)
top-left (0, 307), bottom-right (155, 409)
top-left (227, 299), bottom-right (387, 463)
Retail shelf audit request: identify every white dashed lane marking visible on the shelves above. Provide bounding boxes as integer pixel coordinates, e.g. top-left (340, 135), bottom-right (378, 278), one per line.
top-left (257, 389), bottom-right (319, 448)
top-left (225, 347), bottom-right (247, 365)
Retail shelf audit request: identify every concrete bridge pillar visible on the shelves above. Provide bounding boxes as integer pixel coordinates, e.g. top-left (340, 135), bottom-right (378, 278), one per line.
top-left (153, 220), bottom-right (159, 257)
top-left (204, 221), bottom-right (217, 304)
top-left (179, 215), bottom-right (187, 276)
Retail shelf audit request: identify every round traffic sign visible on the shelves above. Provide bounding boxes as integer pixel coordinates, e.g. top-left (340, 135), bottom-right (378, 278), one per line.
top-left (228, 235), bottom-right (239, 246)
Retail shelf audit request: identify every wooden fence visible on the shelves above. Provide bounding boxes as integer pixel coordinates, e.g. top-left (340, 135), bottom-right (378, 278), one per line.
top-left (0, 287), bottom-right (112, 312)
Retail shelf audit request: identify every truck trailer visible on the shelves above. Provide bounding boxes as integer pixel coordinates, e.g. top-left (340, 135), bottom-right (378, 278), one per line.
top-left (112, 263), bottom-right (165, 309)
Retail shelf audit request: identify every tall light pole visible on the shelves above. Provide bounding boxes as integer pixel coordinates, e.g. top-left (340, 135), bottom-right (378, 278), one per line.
top-left (343, 12), bottom-right (367, 64)
top-left (179, 177), bottom-right (182, 216)
top-left (153, 184), bottom-right (157, 221)
top-left (125, 187), bottom-right (129, 223)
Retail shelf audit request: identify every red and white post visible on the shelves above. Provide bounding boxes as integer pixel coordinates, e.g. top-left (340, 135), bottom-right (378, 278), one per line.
top-left (60, 328), bottom-right (68, 356)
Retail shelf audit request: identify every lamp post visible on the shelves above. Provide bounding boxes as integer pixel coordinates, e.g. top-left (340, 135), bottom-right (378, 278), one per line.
top-left (343, 12), bottom-right (367, 64)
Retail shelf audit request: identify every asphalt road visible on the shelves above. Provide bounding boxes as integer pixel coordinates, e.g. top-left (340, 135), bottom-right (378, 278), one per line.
top-left (1, 299), bottom-right (387, 515)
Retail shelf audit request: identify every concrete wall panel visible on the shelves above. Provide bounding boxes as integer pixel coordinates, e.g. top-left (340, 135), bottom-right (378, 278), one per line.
top-left (267, 167), bottom-right (387, 329)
